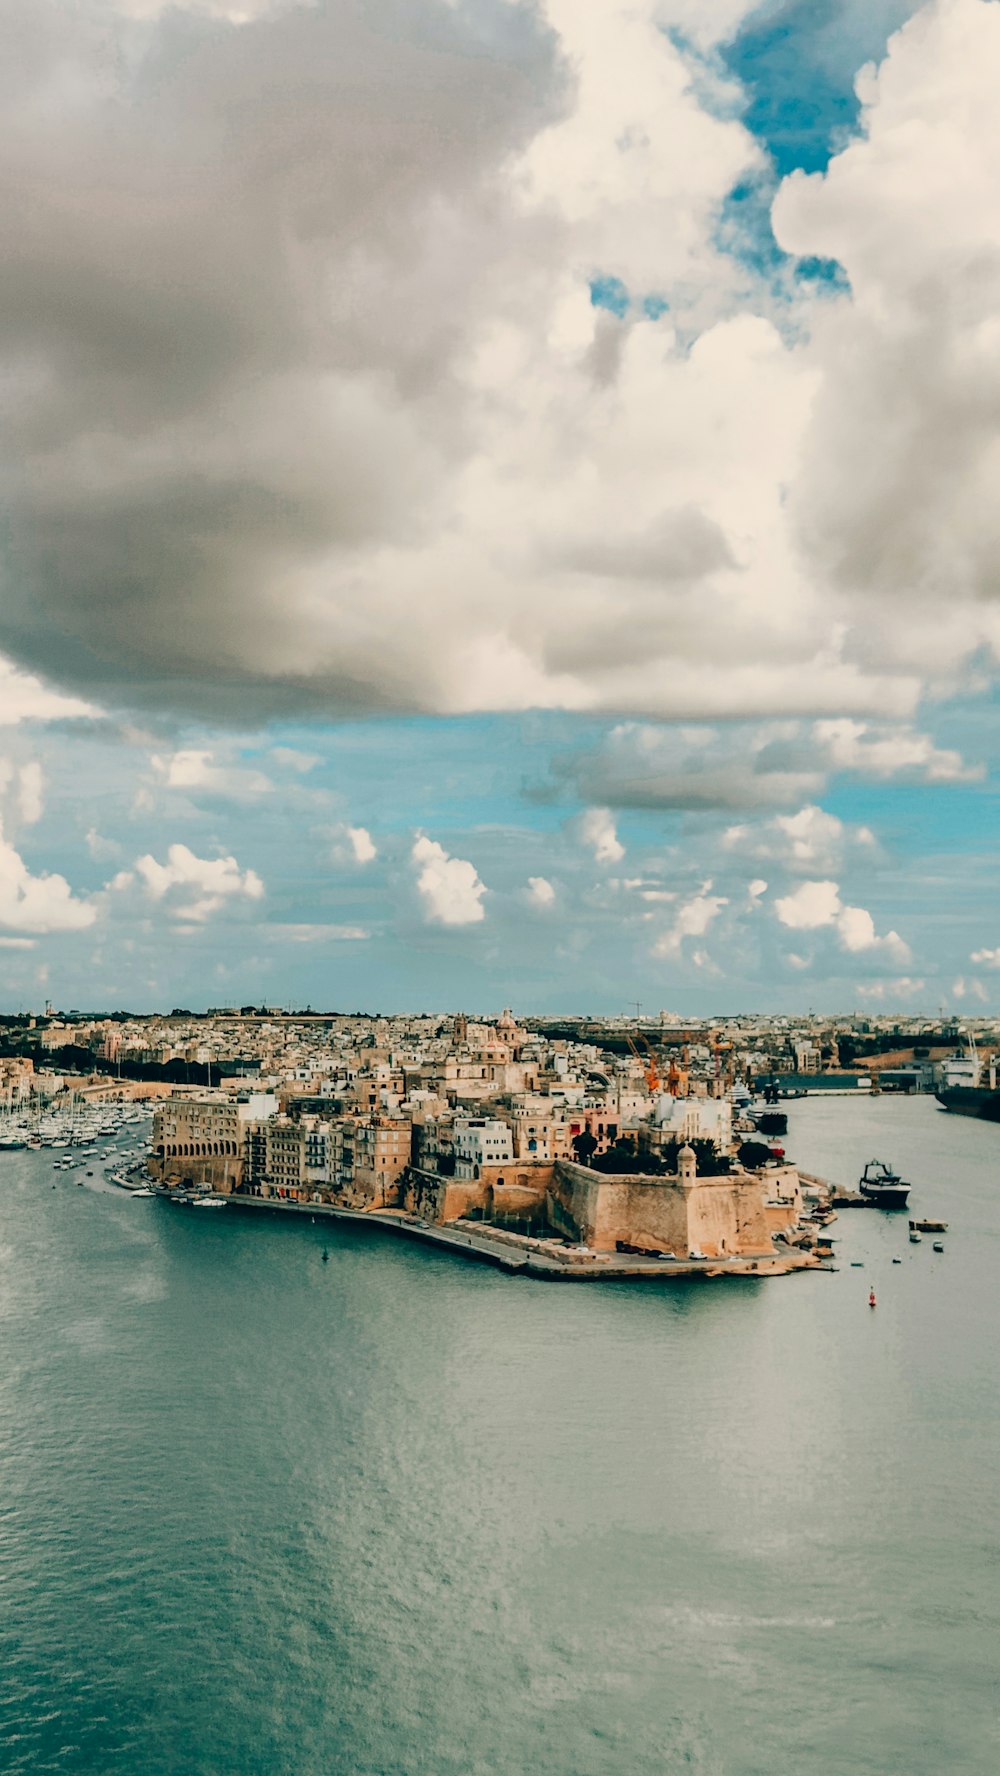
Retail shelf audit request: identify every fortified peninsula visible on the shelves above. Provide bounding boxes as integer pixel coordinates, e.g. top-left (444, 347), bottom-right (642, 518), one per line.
top-left (143, 1008), bottom-right (829, 1279)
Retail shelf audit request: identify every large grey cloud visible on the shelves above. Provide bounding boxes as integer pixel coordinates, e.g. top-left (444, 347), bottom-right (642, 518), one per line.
top-left (0, 0), bottom-right (997, 728)
top-left (0, 0), bottom-right (564, 714)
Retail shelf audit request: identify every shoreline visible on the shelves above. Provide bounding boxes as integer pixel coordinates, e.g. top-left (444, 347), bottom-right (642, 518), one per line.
top-left (161, 1189), bottom-right (828, 1283)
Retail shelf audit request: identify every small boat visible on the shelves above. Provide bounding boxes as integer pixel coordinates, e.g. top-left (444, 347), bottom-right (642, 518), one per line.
top-left (321, 1249), bottom-right (329, 1263)
top-left (933, 1241), bottom-right (945, 1253)
top-left (858, 1159), bottom-right (910, 1210)
top-left (850, 1260), bottom-right (864, 1267)
top-left (910, 1219), bottom-right (948, 1234)
top-left (892, 1257), bottom-right (902, 1264)
top-left (869, 1288), bottom-right (877, 1308)
top-left (909, 1229), bottom-right (922, 1243)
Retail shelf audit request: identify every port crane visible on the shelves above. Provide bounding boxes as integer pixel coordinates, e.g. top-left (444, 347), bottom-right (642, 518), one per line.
top-left (626, 1033), bottom-right (661, 1094)
top-left (626, 1034), bottom-right (690, 1097)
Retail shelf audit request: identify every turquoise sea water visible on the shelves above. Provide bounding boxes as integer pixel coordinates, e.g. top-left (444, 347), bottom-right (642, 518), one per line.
top-left (1, 1095), bottom-right (998, 1775)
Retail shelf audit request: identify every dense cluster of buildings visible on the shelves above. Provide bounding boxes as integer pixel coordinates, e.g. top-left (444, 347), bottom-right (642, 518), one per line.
top-left (135, 1009), bottom-right (810, 1265)
top-left (7, 1002), bottom-right (992, 1271)
top-left (26, 1002), bottom-right (996, 1087)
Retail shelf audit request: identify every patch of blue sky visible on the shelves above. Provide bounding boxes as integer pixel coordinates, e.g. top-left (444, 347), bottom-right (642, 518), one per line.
top-left (821, 776), bottom-right (993, 863)
top-left (589, 274), bottom-right (630, 317)
top-left (712, 162), bottom-right (851, 309)
top-left (793, 255), bottom-right (849, 291)
top-left (721, 0), bottom-right (919, 178)
top-left (716, 173), bottom-right (786, 281)
top-left (254, 713), bottom-right (607, 837)
top-left (589, 278), bottom-right (669, 324)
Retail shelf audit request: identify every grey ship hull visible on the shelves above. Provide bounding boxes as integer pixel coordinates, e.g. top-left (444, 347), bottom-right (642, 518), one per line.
top-left (935, 1086), bottom-right (1000, 1122)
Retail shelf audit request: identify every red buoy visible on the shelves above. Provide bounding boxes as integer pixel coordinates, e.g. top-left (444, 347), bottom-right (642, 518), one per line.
top-left (869, 1288), bottom-right (877, 1308)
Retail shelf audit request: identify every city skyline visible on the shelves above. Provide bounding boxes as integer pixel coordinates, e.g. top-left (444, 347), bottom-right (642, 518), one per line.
top-left (0, 0), bottom-right (998, 1013)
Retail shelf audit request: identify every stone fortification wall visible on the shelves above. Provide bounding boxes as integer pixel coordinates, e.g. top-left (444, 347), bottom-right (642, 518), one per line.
top-left (404, 1162), bottom-right (553, 1226)
top-left (549, 1159), bottom-right (774, 1258)
top-left (549, 1160), bottom-right (688, 1253)
top-left (687, 1175), bottom-right (772, 1257)
top-left (404, 1167), bottom-right (483, 1223)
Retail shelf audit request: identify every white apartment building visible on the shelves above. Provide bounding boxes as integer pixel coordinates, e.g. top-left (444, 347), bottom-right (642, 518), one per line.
top-left (453, 1117), bottom-right (514, 1178)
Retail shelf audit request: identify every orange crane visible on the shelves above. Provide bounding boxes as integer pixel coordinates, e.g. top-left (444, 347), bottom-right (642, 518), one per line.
top-left (664, 1047), bottom-right (689, 1097)
top-left (627, 1034), bottom-right (661, 1094)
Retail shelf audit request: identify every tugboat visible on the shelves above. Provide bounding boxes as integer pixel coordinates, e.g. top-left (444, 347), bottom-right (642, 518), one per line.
top-left (858, 1159), bottom-right (910, 1211)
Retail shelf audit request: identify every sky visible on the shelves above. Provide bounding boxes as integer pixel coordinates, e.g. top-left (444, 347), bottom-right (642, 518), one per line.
top-left (0, 0), bottom-right (999, 1017)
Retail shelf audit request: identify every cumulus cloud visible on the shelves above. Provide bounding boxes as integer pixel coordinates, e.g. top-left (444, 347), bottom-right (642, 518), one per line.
top-left (970, 947), bottom-right (1000, 969)
top-left (132, 843), bottom-right (264, 922)
top-left (953, 974), bottom-right (988, 1001)
top-left (0, 0), bottom-right (983, 730)
top-left (0, 0), bottom-right (569, 717)
top-left (773, 879), bottom-right (843, 932)
top-left (812, 720), bottom-right (982, 784)
top-left (773, 0), bottom-right (1000, 682)
top-left (151, 749), bottom-right (273, 800)
top-left (85, 827), bottom-right (122, 862)
top-left (579, 808), bottom-right (625, 864)
top-left (412, 835), bottom-right (487, 926)
top-left (724, 804), bottom-right (875, 874)
top-left (554, 715), bottom-right (975, 819)
top-left (652, 882), bottom-right (728, 958)
top-left (526, 875), bottom-right (556, 907)
top-left (856, 976), bottom-right (927, 1002)
top-left (0, 821), bottom-right (95, 933)
top-left (16, 762), bottom-right (44, 825)
top-left (0, 760), bottom-right (45, 829)
top-left (0, 0), bottom-right (994, 744)
top-left (775, 878), bottom-right (911, 962)
top-left (559, 722), bottom-right (825, 812)
top-left (330, 824), bottom-right (377, 866)
top-left (0, 656), bottom-right (95, 727)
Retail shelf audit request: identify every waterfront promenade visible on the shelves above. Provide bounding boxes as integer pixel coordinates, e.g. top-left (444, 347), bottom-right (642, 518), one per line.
top-left (191, 1189), bottom-right (824, 1281)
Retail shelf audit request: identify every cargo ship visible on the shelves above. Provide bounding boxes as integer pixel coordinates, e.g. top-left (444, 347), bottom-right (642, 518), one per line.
top-left (935, 1039), bottom-right (1000, 1120)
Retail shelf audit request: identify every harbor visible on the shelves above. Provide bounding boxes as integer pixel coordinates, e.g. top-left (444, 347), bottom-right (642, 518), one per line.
top-left (0, 1089), bottom-right (993, 1776)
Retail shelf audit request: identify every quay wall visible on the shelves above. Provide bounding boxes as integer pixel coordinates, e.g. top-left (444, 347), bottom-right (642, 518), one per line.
top-left (150, 1152), bottom-right (243, 1193)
